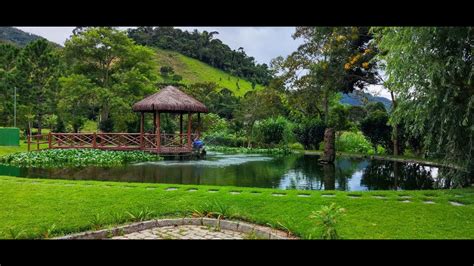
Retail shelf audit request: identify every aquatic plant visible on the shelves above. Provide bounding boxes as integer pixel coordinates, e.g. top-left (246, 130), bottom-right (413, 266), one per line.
top-left (0, 149), bottom-right (162, 168)
top-left (310, 203), bottom-right (346, 240)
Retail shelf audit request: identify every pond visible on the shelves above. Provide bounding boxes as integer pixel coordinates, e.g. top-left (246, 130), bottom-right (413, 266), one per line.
top-left (0, 152), bottom-right (470, 191)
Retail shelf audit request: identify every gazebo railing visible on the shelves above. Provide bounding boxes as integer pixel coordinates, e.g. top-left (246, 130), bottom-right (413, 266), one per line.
top-left (28, 132), bottom-right (199, 153)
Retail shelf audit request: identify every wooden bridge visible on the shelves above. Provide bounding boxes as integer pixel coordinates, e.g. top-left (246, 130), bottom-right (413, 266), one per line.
top-left (28, 132), bottom-right (199, 154)
top-left (27, 86), bottom-right (208, 155)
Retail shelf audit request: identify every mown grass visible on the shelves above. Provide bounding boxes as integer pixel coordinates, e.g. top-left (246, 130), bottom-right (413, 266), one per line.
top-left (0, 175), bottom-right (473, 239)
top-left (154, 48), bottom-right (264, 96)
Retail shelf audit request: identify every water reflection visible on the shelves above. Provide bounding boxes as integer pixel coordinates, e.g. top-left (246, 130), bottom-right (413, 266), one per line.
top-left (0, 153), bottom-right (469, 191)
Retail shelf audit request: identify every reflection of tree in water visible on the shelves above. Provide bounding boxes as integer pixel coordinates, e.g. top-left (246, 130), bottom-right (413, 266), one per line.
top-left (284, 156), bottom-right (362, 190)
top-left (333, 158), bottom-right (366, 190)
top-left (361, 161), bottom-right (438, 190)
top-left (433, 167), bottom-right (472, 189)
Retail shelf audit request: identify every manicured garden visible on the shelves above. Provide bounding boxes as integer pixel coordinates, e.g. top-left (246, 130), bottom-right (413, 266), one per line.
top-left (1, 175), bottom-right (473, 239)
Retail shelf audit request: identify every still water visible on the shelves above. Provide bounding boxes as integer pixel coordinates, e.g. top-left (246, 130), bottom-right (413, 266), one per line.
top-left (0, 152), bottom-right (470, 191)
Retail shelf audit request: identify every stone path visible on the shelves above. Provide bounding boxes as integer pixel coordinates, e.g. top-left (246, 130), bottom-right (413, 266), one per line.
top-left (112, 225), bottom-right (247, 240)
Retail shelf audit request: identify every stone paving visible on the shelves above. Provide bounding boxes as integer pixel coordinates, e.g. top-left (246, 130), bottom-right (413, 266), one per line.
top-left (112, 225), bottom-right (248, 240)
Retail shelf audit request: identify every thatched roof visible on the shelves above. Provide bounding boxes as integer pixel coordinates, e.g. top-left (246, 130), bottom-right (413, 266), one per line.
top-left (132, 86), bottom-right (209, 113)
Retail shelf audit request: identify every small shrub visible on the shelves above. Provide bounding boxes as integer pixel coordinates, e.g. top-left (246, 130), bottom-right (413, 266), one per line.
top-left (253, 116), bottom-right (294, 147)
top-left (192, 200), bottom-right (234, 219)
top-left (40, 224), bottom-right (57, 239)
top-left (288, 142), bottom-right (305, 150)
top-left (90, 214), bottom-right (105, 230)
top-left (7, 227), bottom-right (27, 239)
top-left (335, 131), bottom-right (373, 154)
top-left (126, 208), bottom-right (154, 222)
top-left (310, 203), bottom-right (346, 240)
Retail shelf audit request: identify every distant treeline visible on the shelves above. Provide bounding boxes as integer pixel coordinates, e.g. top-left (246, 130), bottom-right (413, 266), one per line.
top-left (127, 27), bottom-right (273, 85)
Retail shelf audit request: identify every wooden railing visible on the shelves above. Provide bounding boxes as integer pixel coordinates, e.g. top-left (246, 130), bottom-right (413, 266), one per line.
top-left (27, 132), bottom-right (199, 154)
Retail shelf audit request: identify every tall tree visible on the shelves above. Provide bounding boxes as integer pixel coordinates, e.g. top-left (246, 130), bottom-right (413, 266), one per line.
top-left (16, 39), bottom-right (61, 134)
top-left (273, 27), bottom-right (380, 159)
top-left (377, 27), bottom-right (474, 176)
top-left (0, 43), bottom-right (20, 126)
top-left (63, 27), bottom-right (157, 132)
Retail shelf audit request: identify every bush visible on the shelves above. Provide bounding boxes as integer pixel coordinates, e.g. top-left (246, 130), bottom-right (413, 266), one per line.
top-left (253, 116), bottom-right (294, 147)
top-left (99, 118), bottom-right (114, 133)
top-left (293, 118), bottom-right (326, 150)
top-left (203, 132), bottom-right (246, 147)
top-left (335, 131), bottom-right (374, 154)
top-left (288, 142), bottom-right (305, 150)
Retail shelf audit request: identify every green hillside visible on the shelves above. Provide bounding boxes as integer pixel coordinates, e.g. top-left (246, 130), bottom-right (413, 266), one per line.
top-left (153, 48), bottom-right (264, 96)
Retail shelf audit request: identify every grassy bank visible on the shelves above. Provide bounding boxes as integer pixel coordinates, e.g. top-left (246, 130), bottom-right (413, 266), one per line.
top-left (1, 175), bottom-right (473, 239)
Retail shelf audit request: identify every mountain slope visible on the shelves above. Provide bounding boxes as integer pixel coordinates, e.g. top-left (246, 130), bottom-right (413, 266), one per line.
top-left (0, 27), bottom-right (45, 47)
top-left (341, 91), bottom-right (392, 110)
top-left (154, 48), bottom-right (264, 97)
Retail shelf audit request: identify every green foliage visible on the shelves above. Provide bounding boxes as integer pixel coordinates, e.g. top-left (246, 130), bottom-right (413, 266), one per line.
top-left (365, 102), bottom-right (386, 113)
top-left (207, 145), bottom-right (293, 155)
top-left (328, 104), bottom-right (352, 131)
top-left (15, 38), bottom-right (62, 134)
top-left (0, 149), bottom-right (162, 168)
top-left (203, 132), bottom-right (246, 147)
top-left (63, 27), bottom-right (158, 133)
top-left (347, 105), bottom-right (367, 126)
top-left (201, 113), bottom-right (229, 135)
top-left (253, 116), bottom-right (294, 147)
top-left (288, 142), bottom-right (305, 150)
top-left (128, 27), bottom-right (272, 85)
top-left (192, 200), bottom-right (235, 219)
top-left (376, 27), bottom-right (473, 175)
top-left (293, 118), bottom-right (326, 150)
top-left (0, 27), bottom-right (45, 47)
top-left (160, 66), bottom-right (174, 76)
top-left (335, 131), bottom-right (374, 154)
top-left (0, 43), bottom-right (20, 127)
top-left (234, 89), bottom-right (287, 147)
top-left (154, 50), bottom-right (264, 96)
top-left (126, 208), bottom-right (154, 222)
top-left (310, 203), bottom-right (346, 240)
top-left (360, 110), bottom-right (392, 151)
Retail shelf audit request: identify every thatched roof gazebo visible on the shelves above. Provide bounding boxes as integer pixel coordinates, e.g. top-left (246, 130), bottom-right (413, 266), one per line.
top-left (27, 86), bottom-right (208, 154)
top-left (132, 86), bottom-right (209, 154)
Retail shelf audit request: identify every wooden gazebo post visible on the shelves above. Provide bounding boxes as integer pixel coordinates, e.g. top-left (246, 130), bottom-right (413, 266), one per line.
top-left (197, 112), bottom-right (201, 139)
top-left (140, 112), bottom-right (144, 149)
top-left (187, 112), bottom-right (192, 149)
top-left (156, 111), bottom-right (160, 153)
top-left (180, 113), bottom-right (183, 145)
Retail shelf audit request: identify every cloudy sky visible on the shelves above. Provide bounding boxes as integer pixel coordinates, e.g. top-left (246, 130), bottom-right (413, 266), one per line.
top-left (16, 27), bottom-right (300, 65)
top-left (16, 27), bottom-right (390, 98)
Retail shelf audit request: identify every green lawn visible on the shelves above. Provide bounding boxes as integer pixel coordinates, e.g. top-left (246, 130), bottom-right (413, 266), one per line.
top-left (0, 175), bottom-right (473, 239)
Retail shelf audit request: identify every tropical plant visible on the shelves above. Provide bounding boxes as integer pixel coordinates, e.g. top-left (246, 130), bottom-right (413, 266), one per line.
top-left (310, 203), bottom-right (346, 240)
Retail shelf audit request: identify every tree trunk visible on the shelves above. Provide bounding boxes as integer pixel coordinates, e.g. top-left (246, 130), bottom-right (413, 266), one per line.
top-left (390, 90), bottom-right (399, 156)
top-left (393, 125), bottom-right (399, 156)
top-left (321, 128), bottom-right (335, 163)
top-left (323, 89), bottom-right (329, 125)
